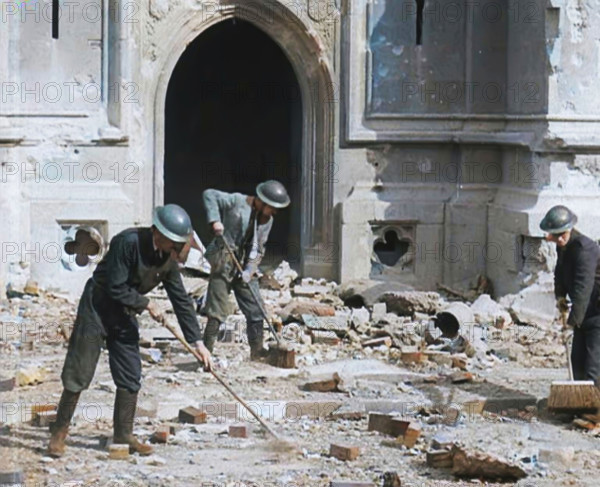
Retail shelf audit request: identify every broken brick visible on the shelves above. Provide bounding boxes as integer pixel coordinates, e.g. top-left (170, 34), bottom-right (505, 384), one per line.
top-left (151, 425), bottom-right (170, 443)
top-left (361, 337), bottom-right (392, 348)
top-left (278, 300), bottom-right (335, 321)
top-left (329, 443), bottom-right (360, 461)
top-left (451, 445), bottom-right (527, 481)
top-left (367, 413), bottom-right (410, 437)
top-left (178, 406), bottom-right (207, 424)
top-left (427, 449), bottom-right (454, 468)
top-left (573, 418), bottom-right (598, 431)
top-left (450, 371), bottom-right (474, 384)
top-left (400, 348), bottom-right (426, 364)
top-left (311, 330), bottom-right (341, 345)
top-left (301, 373), bottom-right (343, 393)
top-left (229, 425), bottom-right (248, 438)
top-left (293, 285), bottom-right (330, 297)
top-left (400, 422), bottom-right (421, 448)
top-left (108, 444), bottom-right (130, 460)
top-left (268, 347), bottom-right (296, 369)
top-left (31, 403), bottom-right (57, 414)
top-left (33, 410), bottom-right (57, 427)
top-left (328, 411), bottom-right (365, 421)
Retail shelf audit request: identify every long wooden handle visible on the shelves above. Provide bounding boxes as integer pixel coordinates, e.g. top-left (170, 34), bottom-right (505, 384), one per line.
top-left (561, 311), bottom-right (574, 381)
top-left (159, 316), bottom-right (281, 440)
top-left (219, 236), bottom-right (281, 346)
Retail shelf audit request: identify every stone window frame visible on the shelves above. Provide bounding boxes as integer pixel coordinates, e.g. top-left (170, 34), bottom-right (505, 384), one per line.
top-left (342, 0), bottom-right (538, 144)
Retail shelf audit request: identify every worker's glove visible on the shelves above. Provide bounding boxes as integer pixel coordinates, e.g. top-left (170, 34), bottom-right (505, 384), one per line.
top-left (557, 297), bottom-right (570, 314)
top-left (212, 222), bottom-right (224, 236)
top-left (241, 268), bottom-right (253, 283)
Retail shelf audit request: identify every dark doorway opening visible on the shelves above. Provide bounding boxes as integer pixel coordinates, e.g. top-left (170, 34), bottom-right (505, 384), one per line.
top-left (165, 19), bottom-right (303, 271)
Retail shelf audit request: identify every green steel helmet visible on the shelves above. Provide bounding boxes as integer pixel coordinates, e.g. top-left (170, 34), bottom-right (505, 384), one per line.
top-left (256, 180), bottom-right (290, 209)
top-left (152, 204), bottom-right (193, 243)
top-left (540, 205), bottom-right (578, 234)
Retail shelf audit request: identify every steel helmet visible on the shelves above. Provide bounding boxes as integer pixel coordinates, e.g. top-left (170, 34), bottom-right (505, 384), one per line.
top-left (540, 205), bottom-right (578, 234)
top-left (256, 180), bottom-right (290, 209)
top-left (152, 204), bottom-right (193, 243)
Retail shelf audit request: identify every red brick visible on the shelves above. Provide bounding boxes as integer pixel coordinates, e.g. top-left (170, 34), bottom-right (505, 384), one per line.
top-left (178, 406), bottom-right (207, 424)
top-left (450, 371), bottom-right (473, 384)
top-left (368, 413), bottom-right (410, 437)
top-left (426, 449), bottom-right (454, 468)
top-left (301, 373), bottom-right (343, 392)
top-left (330, 444), bottom-right (360, 461)
top-left (229, 425), bottom-right (248, 438)
top-left (151, 425), bottom-right (170, 443)
top-left (400, 422), bottom-right (421, 448)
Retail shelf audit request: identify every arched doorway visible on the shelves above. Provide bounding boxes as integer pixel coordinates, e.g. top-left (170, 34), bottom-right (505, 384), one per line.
top-left (164, 19), bottom-right (302, 270)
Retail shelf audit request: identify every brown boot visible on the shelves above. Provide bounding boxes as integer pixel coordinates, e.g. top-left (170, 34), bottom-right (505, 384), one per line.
top-left (47, 389), bottom-right (81, 458)
top-left (113, 388), bottom-right (153, 456)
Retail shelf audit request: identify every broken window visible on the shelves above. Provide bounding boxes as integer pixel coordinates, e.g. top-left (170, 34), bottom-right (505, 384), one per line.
top-left (370, 223), bottom-right (415, 277)
top-left (60, 223), bottom-right (106, 271)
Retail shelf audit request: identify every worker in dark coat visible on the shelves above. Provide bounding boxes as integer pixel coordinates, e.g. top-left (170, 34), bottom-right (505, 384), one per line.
top-left (48, 204), bottom-right (212, 458)
top-left (541, 205), bottom-right (600, 385)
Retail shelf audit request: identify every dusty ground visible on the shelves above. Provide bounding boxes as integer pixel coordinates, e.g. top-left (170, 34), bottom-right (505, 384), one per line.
top-left (2, 278), bottom-right (600, 487)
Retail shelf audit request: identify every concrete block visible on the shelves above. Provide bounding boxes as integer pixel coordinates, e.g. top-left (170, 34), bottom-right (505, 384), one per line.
top-left (108, 444), bottom-right (130, 460)
top-left (371, 303), bottom-right (387, 321)
top-left (330, 443), bottom-right (360, 461)
top-left (178, 407), bottom-right (207, 424)
top-left (229, 425), bottom-right (248, 438)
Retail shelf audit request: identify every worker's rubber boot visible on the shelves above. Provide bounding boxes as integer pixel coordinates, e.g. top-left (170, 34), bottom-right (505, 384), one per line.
top-left (203, 318), bottom-right (222, 353)
top-left (47, 389), bottom-right (81, 458)
top-left (249, 333), bottom-right (269, 362)
top-left (113, 388), bottom-right (153, 456)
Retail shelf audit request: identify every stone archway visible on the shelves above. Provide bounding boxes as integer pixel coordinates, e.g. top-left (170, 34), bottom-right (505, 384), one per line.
top-left (151, 3), bottom-right (335, 277)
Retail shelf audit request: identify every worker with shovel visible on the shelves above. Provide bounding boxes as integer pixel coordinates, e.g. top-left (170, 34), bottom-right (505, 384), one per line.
top-left (202, 180), bottom-right (290, 360)
top-left (47, 204), bottom-right (212, 458)
top-left (541, 205), bottom-right (600, 385)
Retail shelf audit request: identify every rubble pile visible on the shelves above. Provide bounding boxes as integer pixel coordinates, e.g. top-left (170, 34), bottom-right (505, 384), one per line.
top-left (1, 266), bottom-right (597, 486)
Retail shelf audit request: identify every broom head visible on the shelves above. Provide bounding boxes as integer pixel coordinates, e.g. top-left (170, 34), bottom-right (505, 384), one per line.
top-left (548, 380), bottom-right (600, 413)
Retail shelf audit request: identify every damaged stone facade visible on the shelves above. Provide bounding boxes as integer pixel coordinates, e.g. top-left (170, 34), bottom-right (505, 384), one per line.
top-left (1, 0), bottom-right (600, 297)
